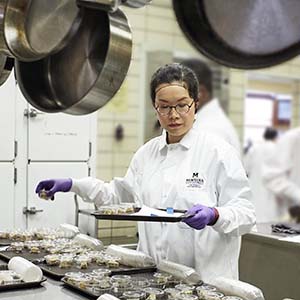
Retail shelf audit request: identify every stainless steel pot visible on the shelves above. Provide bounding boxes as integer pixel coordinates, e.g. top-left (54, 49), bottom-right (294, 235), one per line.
top-left (0, 55), bottom-right (13, 86)
top-left (0, 0), bottom-right (81, 61)
top-left (173, 0), bottom-right (300, 69)
top-left (15, 8), bottom-right (132, 115)
top-left (77, 0), bottom-right (152, 11)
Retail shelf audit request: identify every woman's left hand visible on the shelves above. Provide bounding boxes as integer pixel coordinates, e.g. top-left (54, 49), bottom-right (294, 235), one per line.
top-left (183, 204), bottom-right (218, 230)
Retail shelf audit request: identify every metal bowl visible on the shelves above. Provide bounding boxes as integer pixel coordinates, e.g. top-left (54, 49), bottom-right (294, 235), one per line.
top-left (15, 8), bottom-right (132, 115)
top-left (173, 0), bottom-right (300, 69)
top-left (0, 0), bottom-right (81, 61)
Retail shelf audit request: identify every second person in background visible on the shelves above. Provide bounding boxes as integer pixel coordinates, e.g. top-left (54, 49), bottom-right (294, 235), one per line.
top-left (181, 58), bottom-right (241, 156)
top-left (35, 63), bottom-right (255, 284)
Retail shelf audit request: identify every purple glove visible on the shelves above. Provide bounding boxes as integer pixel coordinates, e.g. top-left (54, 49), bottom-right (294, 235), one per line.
top-left (183, 204), bottom-right (218, 230)
top-left (35, 178), bottom-right (72, 199)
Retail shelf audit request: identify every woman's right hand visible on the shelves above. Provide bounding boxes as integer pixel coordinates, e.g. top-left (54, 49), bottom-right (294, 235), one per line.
top-left (35, 178), bottom-right (72, 199)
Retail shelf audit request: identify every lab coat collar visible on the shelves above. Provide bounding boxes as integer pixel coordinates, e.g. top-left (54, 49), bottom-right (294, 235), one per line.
top-left (158, 128), bottom-right (197, 152)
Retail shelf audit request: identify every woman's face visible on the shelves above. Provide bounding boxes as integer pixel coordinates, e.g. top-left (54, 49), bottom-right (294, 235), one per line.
top-left (154, 82), bottom-right (197, 144)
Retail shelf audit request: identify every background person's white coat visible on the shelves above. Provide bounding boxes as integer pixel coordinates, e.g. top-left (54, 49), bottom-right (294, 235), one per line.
top-left (194, 98), bottom-right (241, 156)
top-left (244, 140), bottom-right (279, 222)
top-left (71, 129), bottom-right (255, 283)
top-left (263, 127), bottom-right (300, 208)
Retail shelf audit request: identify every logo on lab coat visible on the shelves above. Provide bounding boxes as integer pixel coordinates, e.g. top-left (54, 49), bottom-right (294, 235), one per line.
top-left (185, 173), bottom-right (205, 189)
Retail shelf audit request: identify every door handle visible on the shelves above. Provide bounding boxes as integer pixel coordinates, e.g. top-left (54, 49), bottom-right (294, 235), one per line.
top-left (24, 108), bottom-right (45, 118)
top-left (23, 207), bottom-right (44, 215)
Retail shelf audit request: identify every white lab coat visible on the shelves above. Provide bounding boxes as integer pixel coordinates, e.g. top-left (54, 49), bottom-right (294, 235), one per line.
top-left (71, 128), bottom-right (255, 283)
top-left (263, 127), bottom-right (300, 208)
top-left (244, 141), bottom-right (279, 222)
top-left (194, 99), bottom-right (241, 156)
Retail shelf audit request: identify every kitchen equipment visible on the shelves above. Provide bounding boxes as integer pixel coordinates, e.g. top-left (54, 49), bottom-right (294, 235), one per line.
top-left (77, 0), bottom-right (152, 11)
top-left (15, 7), bottom-right (132, 115)
top-left (0, 55), bottom-right (13, 86)
top-left (0, 0), bottom-right (81, 61)
top-left (172, 0), bottom-right (300, 69)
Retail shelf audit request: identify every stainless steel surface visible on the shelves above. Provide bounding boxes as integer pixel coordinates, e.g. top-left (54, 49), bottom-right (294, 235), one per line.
top-left (23, 108), bottom-right (45, 118)
top-left (0, 276), bottom-right (89, 300)
top-left (77, 0), bottom-right (151, 10)
top-left (240, 223), bottom-right (300, 300)
top-left (0, 0), bottom-right (81, 61)
top-left (204, 0), bottom-right (300, 55)
top-left (122, 0), bottom-right (152, 8)
top-left (77, 0), bottom-right (120, 12)
top-left (16, 8), bottom-right (132, 115)
top-left (23, 206), bottom-right (44, 215)
top-left (172, 0), bottom-right (300, 69)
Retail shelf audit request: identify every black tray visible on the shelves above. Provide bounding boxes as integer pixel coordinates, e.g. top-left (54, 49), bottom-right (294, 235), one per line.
top-left (39, 262), bottom-right (156, 280)
top-left (0, 249), bottom-right (156, 280)
top-left (0, 239), bottom-right (13, 246)
top-left (0, 264), bottom-right (47, 291)
top-left (62, 272), bottom-right (156, 299)
top-left (0, 249), bottom-right (45, 263)
top-left (92, 208), bottom-right (187, 222)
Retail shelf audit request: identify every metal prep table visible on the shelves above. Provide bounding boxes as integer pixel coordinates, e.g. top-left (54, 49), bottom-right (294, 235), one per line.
top-left (239, 223), bottom-right (300, 300)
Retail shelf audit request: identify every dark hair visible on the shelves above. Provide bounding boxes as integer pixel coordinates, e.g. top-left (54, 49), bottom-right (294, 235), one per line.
top-left (181, 58), bottom-right (213, 96)
top-left (263, 127), bottom-right (278, 140)
top-left (150, 63), bottom-right (199, 105)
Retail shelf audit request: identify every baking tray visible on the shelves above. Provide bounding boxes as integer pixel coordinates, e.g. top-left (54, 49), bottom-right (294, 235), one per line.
top-left (0, 238), bottom-right (13, 246)
top-left (0, 249), bottom-right (156, 280)
top-left (0, 264), bottom-right (47, 291)
top-left (62, 272), bottom-right (157, 299)
top-left (38, 261), bottom-right (157, 280)
top-left (92, 208), bottom-right (188, 222)
top-left (0, 249), bottom-right (45, 262)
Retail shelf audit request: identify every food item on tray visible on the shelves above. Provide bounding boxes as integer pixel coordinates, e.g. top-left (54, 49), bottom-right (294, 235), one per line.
top-left (59, 255), bottom-right (74, 268)
top-left (74, 255), bottom-right (91, 269)
top-left (91, 268), bottom-right (111, 278)
top-left (175, 293), bottom-right (198, 300)
top-left (0, 271), bottom-right (22, 285)
top-left (9, 242), bottom-right (24, 252)
top-left (174, 283), bottom-right (195, 295)
top-left (45, 254), bottom-right (60, 266)
top-left (38, 189), bottom-right (50, 200)
top-left (0, 230), bottom-right (9, 239)
top-left (123, 290), bottom-right (146, 300)
top-left (130, 276), bottom-right (150, 289)
top-left (203, 291), bottom-right (224, 300)
top-left (105, 256), bottom-right (121, 268)
top-left (98, 204), bottom-right (135, 215)
top-left (164, 288), bottom-right (180, 300)
top-left (144, 287), bottom-right (165, 300)
top-left (153, 272), bottom-right (172, 284)
top-left (111, 275), bottom-right (131, 287)
top-left (196, 284), bottom-right (218, 299)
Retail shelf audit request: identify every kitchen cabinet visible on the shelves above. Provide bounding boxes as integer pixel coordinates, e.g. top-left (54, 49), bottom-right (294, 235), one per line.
top-left (0, 71), bottom-right (97, 233)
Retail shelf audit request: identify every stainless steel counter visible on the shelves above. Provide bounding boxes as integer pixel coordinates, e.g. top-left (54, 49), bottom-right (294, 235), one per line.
top-left (239, 223), bottom-right (300, 300)
top-left (0, 277), bottom-right (89, 300)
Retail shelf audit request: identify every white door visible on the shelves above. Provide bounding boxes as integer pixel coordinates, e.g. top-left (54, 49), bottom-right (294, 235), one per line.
top-left (26, 162), bottom-right (91, 229)
top-left (17, 84), bottom-right (92, 161)
top-left (0, 72), bottom-right (16, 161)
top-left (0, 163), bottom-right (15, 228)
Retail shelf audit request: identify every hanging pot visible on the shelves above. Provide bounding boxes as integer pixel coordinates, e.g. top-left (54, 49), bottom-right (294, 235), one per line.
top-left (0, 0), bottom-right (81, 61)
top-left (0, 55), bottom-right (13, 86)
top-left (15, 7), bottom-right (132, 115)
top-left (173, 0), bottom-right (300, 69)
top-left (76, 0), bottom-right (152, 11)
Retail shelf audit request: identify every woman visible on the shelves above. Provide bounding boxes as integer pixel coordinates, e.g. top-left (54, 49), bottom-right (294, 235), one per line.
top-left (36, 63), bottom-right (255, 283)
